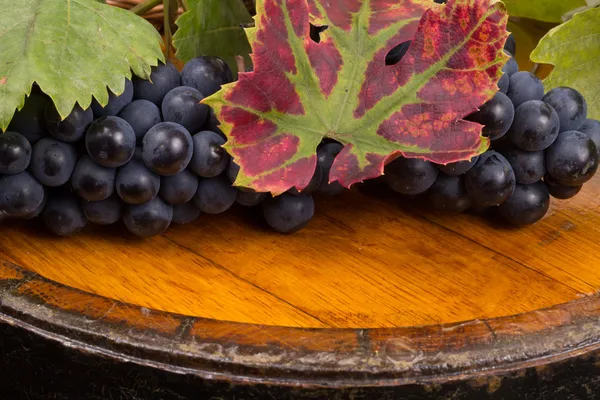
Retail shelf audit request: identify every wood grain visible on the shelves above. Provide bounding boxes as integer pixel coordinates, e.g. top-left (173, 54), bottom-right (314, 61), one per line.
top-left (0, 175), bottom-right (595, 328)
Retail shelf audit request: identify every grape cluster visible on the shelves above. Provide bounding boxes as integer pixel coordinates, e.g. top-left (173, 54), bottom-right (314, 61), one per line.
top-left (0, 57), bottom-right (346, 237)
top-left (382, 50), bottom-right (599, 227)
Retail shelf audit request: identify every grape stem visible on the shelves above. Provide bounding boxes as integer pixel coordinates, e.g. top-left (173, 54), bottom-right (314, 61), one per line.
top-left (235, 56), bottom-right (246, 73)
top-left (129, 0), bottom-right (162, 15)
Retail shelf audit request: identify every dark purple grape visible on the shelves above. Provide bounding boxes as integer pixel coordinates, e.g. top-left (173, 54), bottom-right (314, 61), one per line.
top-left (226, 159), bottom-right (240, 184)
top-left (384, 156), bottom-right (439, 195)
top-left (427, 174), bottom-right (472, 214)
top-left (316, 142), bottom-right (346, 196)
top-left (498, 181), bottom-right (550, 226)
top-left (507, 72), bottom-right (544, 108)
top-left (81, 194), bottom-right (123, 225)
top-left (172, 202), bottom-right (201, 224)
top-left (464, 151), bottom-right (516, 206)
top-left (133, 62), bottom-right (181, 106)
top-left (385, 41), bottom-right (411, 65)
top-left (543, 87), bottom-right (587, 132)
top-left (30, 138), bottom-right (78, 186)
top-left (579, 119), bottom-right (600, 156)
top-left (123, 197), bottom-right (173, 237)
top-left (159, 169), bottom-right (199, 205)
top-left (142, 122), bottom-right (193, 176)
top-left (498, 144), bottom-right (546, 184)
top-left (236, 190), bottom-right (268, 207)
top-left (263, 193), bottom-right (314, 233)
top-left (92, 79), bottom-right (134, 117)
top-left (545, 130), bottom-right (598, 186)
top-left (508, 100), bottom-right (560, 151)
top-left (544, 174), bottom-right (582, 200)
top-left (0, 172), bottom-right (45, 217)
top-left (439, 155), bottom-right (478, 176)
top-left (71, 155), bottom-right (116, 201)
top-left (45, 103), bottom-right (93, 143)
top-left (466, 92), bottom-right (514, 140)
top-left (85, 116), bottom-right (136, 168)
top-left (20, 189), bottom-right (48, 220)
top-left (193, 175), bottom-right (237, 214)
top-left (0, 131), bottom-right (31, 174)
top-left (181, 56), bottom-right (233, 97)
top-left (189, 131), bottom-right (230, 177)
top-left (117, 100), bottom-right (162, 143)
top-left (116, 159), bottom-right (161, 205)
top-left (504, 33), bottom-right (516, 55)
top-left (498, 73), bottom-right (510, 94)
top-left (42, 190), bottom-right (87, 236)
top-left (162, 86), bottom-right (209, 133)
top-left (502, 54), bottom-right (518, 76)
top-left (7, 93), bottom-right (49, 143)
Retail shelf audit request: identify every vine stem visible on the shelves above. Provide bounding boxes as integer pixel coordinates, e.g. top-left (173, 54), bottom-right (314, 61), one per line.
top-left (129, 0), bottom-right (162, 15)
top-left (163, 0), bottom-right (173, 57)
top-left (235, 56), bottom-right (246, 73)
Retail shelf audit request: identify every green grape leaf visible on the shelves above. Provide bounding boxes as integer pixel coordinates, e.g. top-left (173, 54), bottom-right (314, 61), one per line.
top-left (0, 0), bottom-right (164, 131)
top-left (173, 0), bottom-right (253, 76)
top-left (502, 0), bottom-right (599, 23)
top-left (204, 0), bottom-right (509, 195)
top-left (530, 7), bottom-right (600, 119)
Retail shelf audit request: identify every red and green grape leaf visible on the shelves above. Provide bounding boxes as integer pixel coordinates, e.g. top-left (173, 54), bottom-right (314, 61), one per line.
top-left (204, 0), bottom-right (509, 195)
top-left (0, 0), bottom-right (163, 131)
top-left (530, 7), bottom-right (600, 120)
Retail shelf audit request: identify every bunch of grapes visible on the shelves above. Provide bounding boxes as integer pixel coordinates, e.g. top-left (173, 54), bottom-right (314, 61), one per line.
top-left (382, 47), bottom-right (600, 227)
top-left (0, 57), bottom-right (345, 237)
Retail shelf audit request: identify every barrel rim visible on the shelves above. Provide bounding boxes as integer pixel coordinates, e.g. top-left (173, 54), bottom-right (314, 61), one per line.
top-left (1, 258), bottom-right (598, 388)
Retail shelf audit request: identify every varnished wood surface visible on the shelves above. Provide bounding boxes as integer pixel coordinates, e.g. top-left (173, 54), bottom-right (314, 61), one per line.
top-left (1, 175), bottom-right (599, 329)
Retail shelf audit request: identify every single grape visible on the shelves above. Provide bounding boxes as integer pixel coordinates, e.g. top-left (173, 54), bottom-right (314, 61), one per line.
top-left (499, 144), bottom-right (546, 184)
top-left (45, 103), bottom-right (93, 143)
top-left (504, 33), bottom-right (516, 55)
top-left (465, 151), bottom-right (516, 206)
top-left (427, 174), bottom-right (472, 214)
top-left (193, 175), bottom-right (237, 214)
top-left (226, 159), bottom-right (240, 184)
top-left (236, 190), bottom-right (268, 207)
top-left (385, 41), bottom-right (411, 65)
top-left (502, 54), bottom-right (519, 76)
top-left (506, 72), bottom-right (545, 108)
top-left (289, 163), bottom-right (322, 195)
top-left (263, 193), bottom-right (315, 233)
top-left (384, 156), bottom-right (439, 195)
top-left (85, 116), bottom-right (136, 168)
top-left (181, 56), bottom-right (233, 97)
top-left (117, 100), bottom-right (162, 143)
top-left (0, 172), bottom-right (45, 217)
top-left (81, 194), bottom-right (123, 225)
top-left (7, 93), bottom-right (49, 143)
top-left (316, 142), bottom-right (345, 196)
top-left (133, 62), bottom-right (181, 106)
top-left (189, 131), bottom-right (230, 177)
top-left (142, 122), bottom-right (193, 176)
top-left (0, 131), bottom-right (31, 174)
top-left (30, 138), bottom-right (78, 186)
top-left (544, 174), bottom-right (582, 200)
top-left (508, 100), bottom-right (560, 151)
top-left (123, 197), bottom-right (173, 238)
top-left (42, 190), bottom-right (87, 236)
top-left (71, 155), bottom-right (116, 201)
top-left (579, 119), bottom-right (600, 155)
top-left (20, 189), bottom-right (48, 220)
top-left (159, 169), bottom-right (199, 205)
top-left (498, 181), bottom-right (550, 226)
top-left (92, 79), bottom-right (134, 117)
top-left (439, 155), bottom-right (479, 176)
top-left (172, 202), bottom-right (201, 225)
top-left (116, 159), bottom-right (161, 205)
top-left (466, 92), bottom-right (515, 140)
top-left (542, 87), bottom-right (587, 132)
top-left (161, 86), bottom-right (209, 134)
top-left (545, 130), bottom-right (598, 186)
top-left (498, 73), bottom-right (510, 94)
